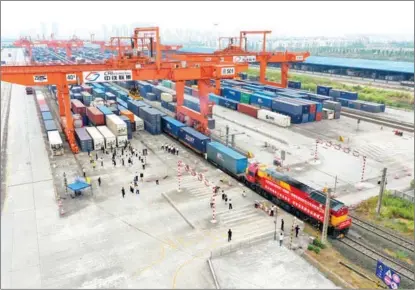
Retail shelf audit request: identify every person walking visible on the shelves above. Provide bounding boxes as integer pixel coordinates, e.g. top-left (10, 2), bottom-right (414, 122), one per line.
top-left (92, 160), bottom-right (96, 170)
top-left (101, 145), bottom-right (105, 154)
top-left (140, 172), bottom-right (144, 182)
top-left (295, 225), bottom-right (300, 238)
top-left (135, 187), bottom-right (140, 195)
top-left (142, 164), bottom-right (145, 170)
top-left (121, 187), bottom-right (125, 198)
top-left (176, 148), bottom-right (179, 156)
top-left (228, 229), bottom-right (232, 242)
top-left (130, 183), bottom-right (134, 194)
top-left (281, 219), bottom-right (284, 232)
top-left (100, 157), bottom-right (104, 167)
top-left (113, 159), bottom-right (116, 168)
top-left (224, 194), bottom-right (228, 205)
top-left (156, 179), bottom-right (159, 185)
top-left (221, 190), bottom-right (225, 200)
top-left (210, 197), bottom-right (214, 208)
top-left (228, 198), bottom-right (233, 210)
top-left (161, 144), bottom-right (164, 150)
top-left (98, 177), bottom-right (101, 186)
top-left (83, 168), bottom-right (86, 178)
top-left (122, 158), bottom-right (125, 166)
top-left (279, 232), bottom-right (284, 246)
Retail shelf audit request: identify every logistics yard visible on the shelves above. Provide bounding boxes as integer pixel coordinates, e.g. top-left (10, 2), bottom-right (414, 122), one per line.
top-left (1, 17), bottom-right (415, 290)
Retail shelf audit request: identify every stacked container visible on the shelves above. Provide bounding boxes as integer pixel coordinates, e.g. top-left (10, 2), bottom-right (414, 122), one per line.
top-left (97, 105), bottom-right (113, 116)
top-left (323, 100), bottom-right (341, 119)
top-left (288, 81), bottom-right (301, 89)
top-left (161, 92), bottom-right (175, 102)
top-left (237, 103), bottom-right (259, 118)
top-left (75, 127), bottom-right (94, 152)
top-left (92, 88), bottom-right (105, 100)
top-left (120, 110), bottom-right (134, 123)
top-left (85, 126), bottom-right (105, 150)
top-left (145, 92), bottom-right (157, 101)
top-left (96, 126), bottom-right (117, 149)
top-left (322, 109), bottom-right (335, 120)
top-left (73, 114), bottom-right (83, 128)
top-left (120, 115), bottom-right (133, 140)
top-left (86, 107), bottom-right (105, 126)
top-left (105, 92), bottom-right (116, 101)
top-left (257, 109), bottom-right (291, 127)
top-left (183, 95), bottom-right (200, 112)
top-left (81, 84), bottom-right (92, 94)
top-left (316, 85), bottom-right (332, 96)
top-left (250, 93), bottom-right (273, 110)
top-left (106, 114), bottom-right (128, 147)
top-left (134, 116), bottom-right (144, 131)
top-left (271, 98), bottom-right (303, 124)
top-left (81, 91), bottom-right (93, 106)
top-left (140, 107), bottom-right (163, 135)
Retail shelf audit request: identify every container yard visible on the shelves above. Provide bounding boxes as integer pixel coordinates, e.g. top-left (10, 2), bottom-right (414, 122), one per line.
top-left (1, 5), bottom-right (414, 288)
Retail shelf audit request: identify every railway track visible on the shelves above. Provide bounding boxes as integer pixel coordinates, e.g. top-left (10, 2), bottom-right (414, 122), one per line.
top-left (340, 236), bottom-right (414, 282)
top-left (341, 108), bottom-right (414, 133)
top-left (350, 214), bottom-right (414, 253)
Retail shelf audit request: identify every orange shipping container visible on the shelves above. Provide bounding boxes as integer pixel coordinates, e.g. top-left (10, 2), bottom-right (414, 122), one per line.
top-left (120, 110), bottom-right (134, 123)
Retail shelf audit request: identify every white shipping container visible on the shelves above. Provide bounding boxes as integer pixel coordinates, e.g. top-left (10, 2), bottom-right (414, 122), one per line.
top-left (134, 115), bottom-right (144, 131)
top-left (47, 131), bottom-right (64, 156)
top-left (257, 109), bottom-right (291, 127)
top-left (161, 92), bottom-right (173, 102)
top-left (85, 126), bottom-right (105, 150)
top-left (322, 108), bottom-right (335, 120)
top-left (106, 114), bottom-right (127, 136)
top-left (96, 126), bottom-right (117, 149)
top-left (116, 135), bottom-right (128, 147)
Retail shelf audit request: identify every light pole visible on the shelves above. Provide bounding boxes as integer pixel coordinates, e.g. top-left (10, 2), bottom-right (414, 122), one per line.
top-left (273, 207), bottom-right (278, 240)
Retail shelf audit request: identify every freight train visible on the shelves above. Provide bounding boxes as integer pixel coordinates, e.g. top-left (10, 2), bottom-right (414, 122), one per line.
top-left (161, 115), bottom-right (352, 238)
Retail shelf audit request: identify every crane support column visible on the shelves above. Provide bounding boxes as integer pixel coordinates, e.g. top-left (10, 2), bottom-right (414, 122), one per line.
top-left (176, 81), bottom-right (184, 107)
top-left (259, 59), bottom-right (267, 83)
top-left (281, 63), bottom-right (289, 88)
top-left (215, 79), bottom-right (221, 95)
top-left (56, 88), bottom-right (66, 117)
top-left (198, 79), bottom-right (211, 133)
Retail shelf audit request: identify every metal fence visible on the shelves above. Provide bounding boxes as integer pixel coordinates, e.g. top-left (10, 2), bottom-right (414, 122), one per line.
top-left (390, 189), bottom-right (414, 203)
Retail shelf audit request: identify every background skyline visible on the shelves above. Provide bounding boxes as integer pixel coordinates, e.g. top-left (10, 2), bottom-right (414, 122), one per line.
top-left (1, 1), bottom-right (414, 40)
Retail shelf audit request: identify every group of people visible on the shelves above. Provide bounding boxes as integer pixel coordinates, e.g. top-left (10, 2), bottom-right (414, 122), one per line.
top-left (221, 190), bottom-right (232, 210)
top-left (121, 172), bottom-right (145, 198)
top-left (161, 144), bottom-right (179, 155)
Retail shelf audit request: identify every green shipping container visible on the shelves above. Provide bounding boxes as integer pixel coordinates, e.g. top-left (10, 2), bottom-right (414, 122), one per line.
top-left (240, 92), bottom-right (251, 104)
top-left (162, 80), bottom-right (171, 89)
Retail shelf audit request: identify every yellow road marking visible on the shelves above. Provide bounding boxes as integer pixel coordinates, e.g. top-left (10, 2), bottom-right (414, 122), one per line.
top-left (133, 243), bottom-right (166, 277)
top-left (172, 230), bottom-right (226, 289)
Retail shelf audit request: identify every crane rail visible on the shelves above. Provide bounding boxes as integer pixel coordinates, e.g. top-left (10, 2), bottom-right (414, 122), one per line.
top-left (350, 214), bottom-right (414, 253)
top-left (341, 107), bottom-right (414, 133)
top-left (340, 236), bottom-right (414, 282)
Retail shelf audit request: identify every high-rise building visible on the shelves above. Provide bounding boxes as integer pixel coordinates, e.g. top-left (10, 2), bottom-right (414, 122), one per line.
top-left (40, 22), bottom-right (47, 39)
top-left (52, 22), bottom-right (59, 38)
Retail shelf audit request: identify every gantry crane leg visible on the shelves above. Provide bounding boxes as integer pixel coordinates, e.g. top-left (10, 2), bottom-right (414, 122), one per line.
top-left (57, 77), bottom-right (79, 153)
top-left (198, 79), bottom-right (211, 134)
top-left (56, 88), bottom-right (66, 116)
top-left (280, 63), bottom-right (289, 88)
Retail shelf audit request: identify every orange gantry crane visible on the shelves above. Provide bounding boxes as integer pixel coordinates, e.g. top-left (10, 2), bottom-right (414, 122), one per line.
top-left (2, 27), bottom-right (248, 154)
top-left (172, 30), bottom-right (310, 93)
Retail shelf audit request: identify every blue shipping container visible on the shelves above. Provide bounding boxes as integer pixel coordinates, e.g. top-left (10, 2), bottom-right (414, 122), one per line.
top-left (75, 127), bottom-right (93, 152)
top-left (223, 88), bottom-right (241, 102)
top-left (206, 142), bottom-right (248, 175)
top-left (250, 93), bottom-right (273, 109)
top-left (161, 116), bottom-right (186, 138)
top-left (42, 111), bottom-right (53, 120)
top-left (178, 127), bottom-right (211, 154)
top-left (218, 96), bottom-right (238, 110)
top-left (44, 120), bottom-right (57, 131)
top-left (97, 105), bottom-right (113, 116)
top-left (316, 85), bottom-right (332, 96)
top-left (288, 81), bottom-right (301, 89)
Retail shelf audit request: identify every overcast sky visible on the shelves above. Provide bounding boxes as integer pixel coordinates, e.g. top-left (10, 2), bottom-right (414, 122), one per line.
top-left (1, 1), bottom-right (414, 39)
